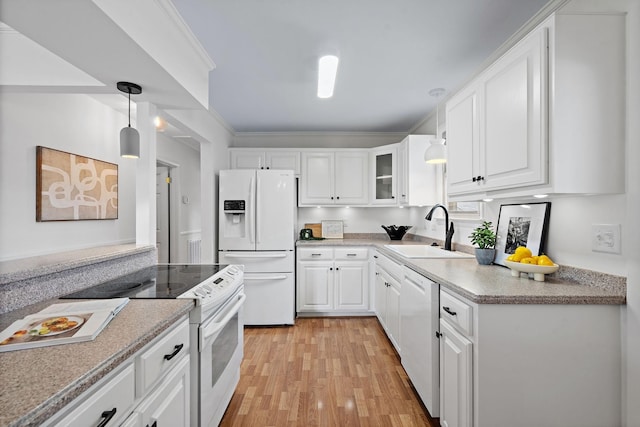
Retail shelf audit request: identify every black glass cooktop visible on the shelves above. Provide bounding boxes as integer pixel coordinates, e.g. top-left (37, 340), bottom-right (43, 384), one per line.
top-left (61, 264), bottom-right (226, 299)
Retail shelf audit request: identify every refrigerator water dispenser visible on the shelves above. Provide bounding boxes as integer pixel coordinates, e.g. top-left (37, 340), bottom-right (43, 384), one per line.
top-left (223, 200), bottom-right (246, 236)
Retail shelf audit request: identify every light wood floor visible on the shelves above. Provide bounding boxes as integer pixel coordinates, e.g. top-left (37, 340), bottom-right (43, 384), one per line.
top-left (219, 317), bottom-right (438, 426)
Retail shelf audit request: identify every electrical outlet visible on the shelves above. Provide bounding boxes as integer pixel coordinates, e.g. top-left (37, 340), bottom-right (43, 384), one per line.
top-left (592, 224), bottom-right (621, 254)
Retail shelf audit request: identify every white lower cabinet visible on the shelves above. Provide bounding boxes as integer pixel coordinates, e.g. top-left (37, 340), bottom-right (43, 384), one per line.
top-left (373, 251), bottom-right (402, 353)
top-left (135, 356), bottom-right (190, 427)
top-left (49, 363), bottom-right (136, 427)
top-left (439, 319), bottom-right (472, 427)
top-left (46, 317), bottom-right (190, 427)
top-left (297, 247), bottom-right (370, 314)
top-left (438, 288), bottom-right (621, 427)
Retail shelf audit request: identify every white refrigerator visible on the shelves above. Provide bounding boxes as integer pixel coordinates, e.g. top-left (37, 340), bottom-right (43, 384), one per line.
top-left (218, 169), bottom-right (295, 325)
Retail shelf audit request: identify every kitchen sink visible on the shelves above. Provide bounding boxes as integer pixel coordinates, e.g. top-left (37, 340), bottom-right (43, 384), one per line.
top-left (384, 245), bottom-right (474, 259)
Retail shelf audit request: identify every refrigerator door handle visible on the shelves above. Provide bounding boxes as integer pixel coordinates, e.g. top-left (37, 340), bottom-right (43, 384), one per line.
top-left (256, 174), bottom-right (261, 244)
top-left (249, 176), bottom-right (256, 244)
top-left (222, 253), bottom-right (288, 259)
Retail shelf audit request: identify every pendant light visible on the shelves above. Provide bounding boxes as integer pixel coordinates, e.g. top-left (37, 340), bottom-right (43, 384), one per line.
top-left (424, 88), bottom-right (447, 164)
top-left (117, 81), bottom-right (142, 159)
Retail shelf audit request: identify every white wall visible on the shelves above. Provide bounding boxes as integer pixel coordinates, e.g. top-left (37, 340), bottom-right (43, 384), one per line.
top-left (298, 206), bottom-right (415, 236)
top-left (0, 93), bottom-right (135, 261)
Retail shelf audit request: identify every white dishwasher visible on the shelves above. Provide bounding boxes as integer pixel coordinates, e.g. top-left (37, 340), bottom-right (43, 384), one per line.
top-left (400, 266), bottom-right (440, 418)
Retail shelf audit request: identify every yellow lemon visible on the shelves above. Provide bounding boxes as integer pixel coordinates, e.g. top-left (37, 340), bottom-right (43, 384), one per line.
top-left (538, 255), bottom-right (555, 266)
top-left (506, 254), bottom-right (516, 261)
top-left (520, 257), bottom-right (535, 264)
top-left (515, 246), bottom-right (532, 258)
top-left (510, 253), bottom-right (525, 262)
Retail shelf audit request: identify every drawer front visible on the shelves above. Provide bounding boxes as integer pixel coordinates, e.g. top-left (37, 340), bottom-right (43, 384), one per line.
top-left (53, 364), bottom-right (135, 427)
top-left (374, 251), bottom-right (403, 281)
top-left (136, 318), bottom-right (190, 396)
top-left (334, 247), bottom-right (368, 260)
top-left (297, 247), bottom-right (334, 260)
top-left (440, 291), bottom-right (473, 337)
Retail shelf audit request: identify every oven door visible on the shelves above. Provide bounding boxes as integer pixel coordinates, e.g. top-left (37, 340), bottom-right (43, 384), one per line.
top-left (198, 287), bottom-right (245, 427)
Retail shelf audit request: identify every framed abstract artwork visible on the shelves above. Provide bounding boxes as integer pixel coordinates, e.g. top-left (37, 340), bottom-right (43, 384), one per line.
top-left (36, 146), bottom-right (118, 221)
top-left (494, 202), bottom-right (551, 266)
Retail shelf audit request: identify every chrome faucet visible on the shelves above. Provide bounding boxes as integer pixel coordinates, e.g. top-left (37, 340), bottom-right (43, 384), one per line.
top-left (425, 204), bottom-right (454, 251)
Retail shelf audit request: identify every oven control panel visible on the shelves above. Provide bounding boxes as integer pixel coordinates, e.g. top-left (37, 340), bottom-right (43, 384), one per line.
top-left (177, 265), bottom-right (243, 311)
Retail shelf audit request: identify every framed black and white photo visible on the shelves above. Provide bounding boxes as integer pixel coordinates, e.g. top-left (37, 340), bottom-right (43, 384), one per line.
top-left (494, 202), bottom-right (551, 266)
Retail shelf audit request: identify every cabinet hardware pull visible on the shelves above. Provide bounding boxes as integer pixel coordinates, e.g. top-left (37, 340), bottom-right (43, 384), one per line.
top-left (347, 253), bottom-right (357, 256)
top-left (311, 253), bottom-right (322, 256)
top-left (266, 167), bottom-right (270, 169)
top-left (443, 306), bottom-right (457, 316)
top-left (331, 196), bottom-right (334, 200)
top-left (336, 267), bottom-right (340, 271)
top-left (97, 408), bottom-right (117, 427)
top-left (391, 195), bottom-right (395, 199)
top-left (373, 255), bottom-right (378, 259)
top-left (164, 343), bottom-right (184, 361)
top-left (435, 331), bottom-right (442, 339)
top-left (330, 267), bottom-right (333, 271)
top-left (336, 196), bottom-right (340, 199)
top-left (472, 176), bottom-right (477, 182)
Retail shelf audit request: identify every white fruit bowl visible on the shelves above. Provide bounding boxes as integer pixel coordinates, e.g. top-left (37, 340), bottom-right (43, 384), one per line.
top-left (504, 260), bottom-right (559, 282)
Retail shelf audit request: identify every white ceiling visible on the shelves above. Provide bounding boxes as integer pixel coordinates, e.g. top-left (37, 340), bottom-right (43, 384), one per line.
top-left (170, 0), bottom-right (551, 133)
top-left (1, 0), bottom-right (552, 135)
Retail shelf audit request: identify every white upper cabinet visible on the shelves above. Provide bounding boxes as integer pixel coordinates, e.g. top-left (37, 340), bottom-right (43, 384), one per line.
top-left (370, 144), bottom-right (398, 205)
top-left (447, 25), bottom-right (547, 198)
top-left (229, 149), bottom-right (300, 175)
top-left (299, 150), bottom-right (368, 206)
top-left (446, 12), bottom-right (625, 200)
top-left (397, 135), bottom-right (440, 206)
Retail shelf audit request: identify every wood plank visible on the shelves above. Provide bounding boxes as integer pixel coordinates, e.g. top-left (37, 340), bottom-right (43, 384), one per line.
top-left (220, 317), bottom-right (438, 426)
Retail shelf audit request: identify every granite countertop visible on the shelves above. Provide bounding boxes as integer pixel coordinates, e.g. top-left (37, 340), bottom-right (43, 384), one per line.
top-left (0, 244), bottom-right (156, 285)
top-left (0, 298), bottom-right (194, 427)
top-left (297, 237), bottom-right (626, 305)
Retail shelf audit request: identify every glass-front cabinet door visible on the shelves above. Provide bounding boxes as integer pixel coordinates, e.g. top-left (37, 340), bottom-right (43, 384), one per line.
top-left (371, 144), bottom-right (398, 205)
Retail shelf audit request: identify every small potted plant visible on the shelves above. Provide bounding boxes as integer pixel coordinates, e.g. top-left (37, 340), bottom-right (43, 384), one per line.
top-left (469, 221), bottom-right (497, 265)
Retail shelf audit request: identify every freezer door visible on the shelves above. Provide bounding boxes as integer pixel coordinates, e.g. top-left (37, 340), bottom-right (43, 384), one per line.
top-left (219, 170), bottom-right (256, 250)
top-left (255, 170), bottom-right (295, 250)
top-left (243, 272), bottom-right (295, 325)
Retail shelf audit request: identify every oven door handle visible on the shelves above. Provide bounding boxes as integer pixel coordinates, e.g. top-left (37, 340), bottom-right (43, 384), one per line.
top-left (200, 293), bottom-right (246, 350)
top-left (244, 275), bottom-right (287, 281)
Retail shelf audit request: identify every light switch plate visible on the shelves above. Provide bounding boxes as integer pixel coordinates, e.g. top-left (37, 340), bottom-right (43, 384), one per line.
top-left (592, 224), bottom-right (621, 254)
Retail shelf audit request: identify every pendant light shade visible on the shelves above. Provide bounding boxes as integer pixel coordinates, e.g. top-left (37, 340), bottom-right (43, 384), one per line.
top-left (424, 138), bottom-right (447, 164)
top-left (120, 126), bottom-right (140, 158)
top-left (117, 81), bottom-right (142, 159)
top-left (425, 87), bottom-right (446, 164)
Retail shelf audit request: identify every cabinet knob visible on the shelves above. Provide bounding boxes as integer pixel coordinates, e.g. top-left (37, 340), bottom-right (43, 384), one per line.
top-left (330, 267), bottom-right (333, 271)
top-left (331, 196), bottom-right (334, 200)
top-left (336, 196), bottom-right (340, 200)
top-left (266, 166), bottom-right (270, 169)
top-left (435, 331), bottom-right (442, 339)
top-left (391, 195), bottom-right (395, 199)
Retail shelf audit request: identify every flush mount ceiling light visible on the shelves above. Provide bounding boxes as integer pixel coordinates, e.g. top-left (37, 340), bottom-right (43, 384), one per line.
top-left (425, 87), bottom-right (447, 164)
top-left (117, 81), bottom-right (142, 159)
top-left (317, 55), bottom-right (339, 98)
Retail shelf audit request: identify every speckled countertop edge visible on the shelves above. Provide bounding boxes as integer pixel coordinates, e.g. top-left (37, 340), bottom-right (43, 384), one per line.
top-left (0, 299), bottom-right (194, 427)
top-left (296, 234), bottom-right (626, 305)
top-left (0, 244), bottom-right (156, 284)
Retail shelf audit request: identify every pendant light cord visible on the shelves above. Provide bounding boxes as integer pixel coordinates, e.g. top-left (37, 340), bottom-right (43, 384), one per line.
top-left (128, 90), bottom-right (131, 127)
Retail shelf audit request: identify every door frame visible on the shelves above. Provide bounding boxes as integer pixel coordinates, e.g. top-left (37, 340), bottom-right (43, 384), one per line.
top-left (157, 158), bottom-right (180, 263)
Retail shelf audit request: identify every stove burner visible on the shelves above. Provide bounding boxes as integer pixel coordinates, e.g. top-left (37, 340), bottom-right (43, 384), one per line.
top-left (92, 282), bottom-right (148, 294)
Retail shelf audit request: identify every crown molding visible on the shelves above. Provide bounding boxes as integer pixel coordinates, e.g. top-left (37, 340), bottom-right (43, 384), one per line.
top-left (154, 0), bottom-right (216, 70)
